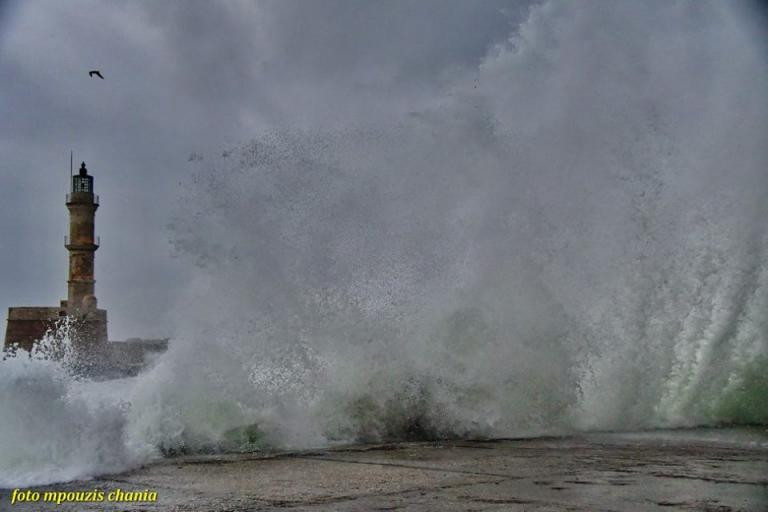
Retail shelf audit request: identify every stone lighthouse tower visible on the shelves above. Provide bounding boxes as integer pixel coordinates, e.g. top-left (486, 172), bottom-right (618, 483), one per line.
top-left (64, 162), bottom-right (108, 345)
top-left (66, 162), bottom-right (99, 310)
top-left (4, 161), bottom-right (108, 351)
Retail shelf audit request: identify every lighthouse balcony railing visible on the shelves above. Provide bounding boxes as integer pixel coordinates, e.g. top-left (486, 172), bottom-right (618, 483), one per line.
top-left (66, 193), bottom-right (99, 205)
top-left (65, 235), bottom-right (100, 247)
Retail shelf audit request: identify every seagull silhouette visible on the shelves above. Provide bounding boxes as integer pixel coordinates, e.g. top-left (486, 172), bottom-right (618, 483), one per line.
top-left (88, 70), bottom-right (104, 79)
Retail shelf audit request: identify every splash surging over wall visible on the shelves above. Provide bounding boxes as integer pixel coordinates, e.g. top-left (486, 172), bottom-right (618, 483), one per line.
top-left (162, 0), bottom-right (768, 442)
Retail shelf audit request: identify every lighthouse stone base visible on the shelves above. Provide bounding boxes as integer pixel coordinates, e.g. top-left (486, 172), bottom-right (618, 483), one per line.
top-left (3, 306), bottom-right (167, 378)
top-left (4, 305), bottom-right (107, 352)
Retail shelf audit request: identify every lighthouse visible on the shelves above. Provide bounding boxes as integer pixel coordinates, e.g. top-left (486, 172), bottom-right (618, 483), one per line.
top-left (4, 161), bottom-right (108, 351)
top-left (63, 162), bottom-right (108, 345)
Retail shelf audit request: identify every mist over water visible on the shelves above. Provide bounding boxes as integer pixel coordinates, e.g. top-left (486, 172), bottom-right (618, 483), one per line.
top-left (2, 1), bottom-right (767, 487)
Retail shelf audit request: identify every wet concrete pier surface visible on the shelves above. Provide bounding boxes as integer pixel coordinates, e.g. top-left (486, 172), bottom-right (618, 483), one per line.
top-left (4, 430), bottom-right (767, 511)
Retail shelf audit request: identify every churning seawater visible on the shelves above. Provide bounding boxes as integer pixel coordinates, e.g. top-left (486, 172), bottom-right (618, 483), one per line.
top-left (2, 1), bottom-right (767, 487)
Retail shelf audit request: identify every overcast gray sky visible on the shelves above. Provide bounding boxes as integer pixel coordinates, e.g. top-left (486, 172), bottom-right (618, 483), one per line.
top-left (1, 1), bottom-right (766, 341)
top-left (0, 1), bottom-right (530, 339)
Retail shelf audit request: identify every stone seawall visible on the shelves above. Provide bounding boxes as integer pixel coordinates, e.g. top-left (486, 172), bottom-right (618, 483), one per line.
top-left (95, 338), bottom-right (169, 378)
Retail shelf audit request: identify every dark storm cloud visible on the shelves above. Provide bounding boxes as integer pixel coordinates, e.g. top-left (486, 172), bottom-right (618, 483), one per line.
top-left (0, 0), bottom-right (530, 339)
top-left (135, 0), bottom-right (523, 126)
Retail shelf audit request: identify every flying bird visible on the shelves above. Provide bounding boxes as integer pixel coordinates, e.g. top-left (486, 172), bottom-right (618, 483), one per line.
top-left (88, 70), bottom-right (104, 79)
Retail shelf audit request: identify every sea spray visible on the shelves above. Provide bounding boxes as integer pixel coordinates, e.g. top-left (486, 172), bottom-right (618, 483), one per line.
top-left (163, 0), bottom-right (767, 441)
top-left (0, 320), bottom-right (140, 487)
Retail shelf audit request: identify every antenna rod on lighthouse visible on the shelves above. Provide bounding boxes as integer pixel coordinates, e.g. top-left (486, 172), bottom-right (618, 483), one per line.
top-left (70, 150), bottom-right (73, 178)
